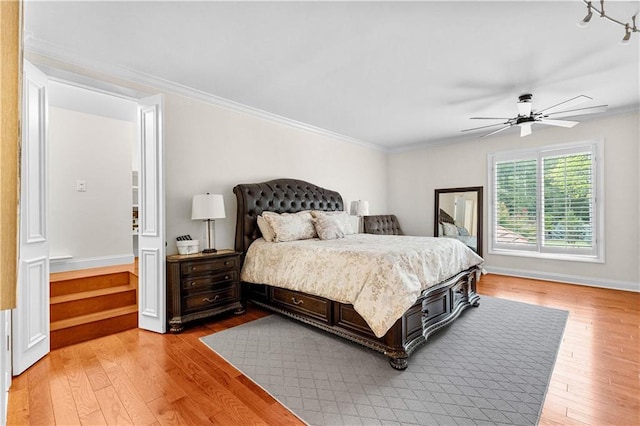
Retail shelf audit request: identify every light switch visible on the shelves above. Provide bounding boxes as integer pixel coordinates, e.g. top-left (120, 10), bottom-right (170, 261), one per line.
top-left (76, 180), bottom-right (87, 192)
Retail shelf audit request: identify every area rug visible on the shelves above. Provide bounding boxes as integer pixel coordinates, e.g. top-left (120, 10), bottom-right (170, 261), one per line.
top-left (200, 296), bottom-right (568, 425)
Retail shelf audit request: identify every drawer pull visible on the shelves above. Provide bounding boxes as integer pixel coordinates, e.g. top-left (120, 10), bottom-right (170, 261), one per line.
top-left (189, 282), bottom-right (196, 287)
top-left (224, 261), bottom-right (230, 266)
top-left (224, 275), bottom-right (230, 280)
top-left (291, 297), bottom-right (304, 306)
top-left (203, 295), bottom-right (220, 303)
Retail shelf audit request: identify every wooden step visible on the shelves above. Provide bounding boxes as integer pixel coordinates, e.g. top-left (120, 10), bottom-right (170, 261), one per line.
top-left (50, 284), bottom-right (137, 323)
top-left (50, 263), bottom-right (137, 282)
top-left (49, 264), bottom-right (139, 349)
top-left (50, 271), bottom-right (131, 297)
top-left (50, 305), bottom-right (138, 350)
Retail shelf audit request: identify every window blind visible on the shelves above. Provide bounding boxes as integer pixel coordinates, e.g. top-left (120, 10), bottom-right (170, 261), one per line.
top-left (542, 152), bottom-right (594, 252)
top-left (490, 142), bottom-right (600, 259)
top-left (495, 159), bottom-right (537, 249)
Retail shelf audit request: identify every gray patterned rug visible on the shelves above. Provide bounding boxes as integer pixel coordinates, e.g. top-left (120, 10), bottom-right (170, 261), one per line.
top-left (200, 296), bottom-right (567, 426)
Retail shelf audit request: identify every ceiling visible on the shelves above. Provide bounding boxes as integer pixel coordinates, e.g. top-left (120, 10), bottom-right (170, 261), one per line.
top-left (23, 1), bottom-right (640, 151)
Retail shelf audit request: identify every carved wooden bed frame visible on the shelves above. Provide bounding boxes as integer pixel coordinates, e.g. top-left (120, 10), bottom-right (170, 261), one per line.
top-left (233, 178), bottom-right (480, 370)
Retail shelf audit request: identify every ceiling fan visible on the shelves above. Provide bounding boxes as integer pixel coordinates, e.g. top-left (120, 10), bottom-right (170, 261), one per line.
top-left (462, 93), bottom-right (608, 138)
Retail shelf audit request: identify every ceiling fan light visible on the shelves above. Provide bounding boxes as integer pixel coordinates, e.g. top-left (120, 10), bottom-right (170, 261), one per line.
top-left (517, 100), bottom-right (532, 116)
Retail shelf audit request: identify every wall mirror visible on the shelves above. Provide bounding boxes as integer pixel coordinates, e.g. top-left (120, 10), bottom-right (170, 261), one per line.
top-left (434, 187), bottom-right (483, 257)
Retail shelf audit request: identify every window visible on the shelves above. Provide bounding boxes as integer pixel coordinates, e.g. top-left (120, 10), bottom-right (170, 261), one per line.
top-left (488, 140), bottom-right (603, 262)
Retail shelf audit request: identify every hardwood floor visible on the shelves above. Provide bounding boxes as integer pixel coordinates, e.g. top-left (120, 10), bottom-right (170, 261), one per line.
top-left (479, 274), bottom-right (639, 426)
top-left (7, 274), bottom-right (639, 425)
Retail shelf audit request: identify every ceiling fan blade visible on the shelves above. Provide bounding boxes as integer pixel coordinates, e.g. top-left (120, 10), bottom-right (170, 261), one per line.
top-left (482, 125), bottom-right (512, 138)
top-left (538, 119), bottom-right (579, 128)
top-left (520, 123), bottom-right (532, 137)
top-left (537, 95), bottom-right (592, 115)
top-left (544, 104), bottom-right (608, 118)
top-left (461, 121), bottom-right (510, 132)
top-left (469, 117), bottom-right (512, 120)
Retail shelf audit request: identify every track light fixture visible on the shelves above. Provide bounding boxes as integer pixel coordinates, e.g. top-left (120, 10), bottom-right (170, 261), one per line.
top-left (620, 24), bottom-right (631, 45)
top-left (577, 0), bottom-right (638, 44)
top-left (577, 1), bottom-right (593, 28)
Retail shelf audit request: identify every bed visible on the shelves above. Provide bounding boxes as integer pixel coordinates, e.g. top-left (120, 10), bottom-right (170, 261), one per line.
top-left (234, 178), bottom-right (482, 370)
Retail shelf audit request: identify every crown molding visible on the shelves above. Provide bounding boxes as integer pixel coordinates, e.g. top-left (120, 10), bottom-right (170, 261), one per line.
top-left (25, 36), bottom-right (637, 155)
top-left (24, 37), bottom-right (387, 153)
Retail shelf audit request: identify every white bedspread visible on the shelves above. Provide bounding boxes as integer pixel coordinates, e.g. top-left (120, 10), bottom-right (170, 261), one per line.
top-left (241, 234), bottom-right (484, 337)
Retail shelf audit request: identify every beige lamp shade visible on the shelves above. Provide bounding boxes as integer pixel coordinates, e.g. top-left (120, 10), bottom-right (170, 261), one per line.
top-left (350, 200), bottom-right (370, 216)
top-left (191, 193), bottom-right (226, 220)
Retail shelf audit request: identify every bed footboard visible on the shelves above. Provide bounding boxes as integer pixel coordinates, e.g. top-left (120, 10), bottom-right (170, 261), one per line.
top-left (244, 265), bottom-right (480, 370)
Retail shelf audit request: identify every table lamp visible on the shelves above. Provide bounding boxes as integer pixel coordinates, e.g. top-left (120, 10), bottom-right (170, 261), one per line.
top-left (191, 193), bottom-right (225, 253)
top-left (350, 200), bottom-right (369, 233)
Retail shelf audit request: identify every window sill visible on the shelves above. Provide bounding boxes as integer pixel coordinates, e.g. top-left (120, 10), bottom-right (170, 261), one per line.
top-left (488, 248), bottom-right (604, 264)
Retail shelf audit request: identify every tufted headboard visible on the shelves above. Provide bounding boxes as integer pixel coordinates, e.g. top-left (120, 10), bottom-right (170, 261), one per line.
top-left (233, 178), bottom-right (344, 255)
top-left (363, 215), bottom-right (404, 235)
top-left (439, 208), bottom-right (455, 225)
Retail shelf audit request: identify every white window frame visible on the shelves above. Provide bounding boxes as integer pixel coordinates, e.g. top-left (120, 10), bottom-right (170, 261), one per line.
top-left (488, 139), bottom-right (605, 263)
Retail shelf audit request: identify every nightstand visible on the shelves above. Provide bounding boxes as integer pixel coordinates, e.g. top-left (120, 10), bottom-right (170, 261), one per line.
top-left (166, 250), bottom-right (244, 333)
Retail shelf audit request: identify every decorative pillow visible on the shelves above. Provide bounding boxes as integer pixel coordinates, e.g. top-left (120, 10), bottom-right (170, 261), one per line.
top-left (442, 222), bottom-right (459, 236)
top-left (457, 226), bottom-right (470, 236)
top-left (310, 210), bottom-right (355, 235)
top-left (257, 215), bottom-right (275, 242)
top-left (312, 215), bottom-right (345, 240)
top-left (438, 223), bottom-right (443, 236)
top-left (262, 211), bottom-right (317, 242)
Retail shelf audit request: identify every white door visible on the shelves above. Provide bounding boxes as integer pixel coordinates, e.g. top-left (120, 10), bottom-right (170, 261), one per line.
top-left (13, 61), bottom-right (50, 375)
top-left (137, 95), bottom-right (166, 333)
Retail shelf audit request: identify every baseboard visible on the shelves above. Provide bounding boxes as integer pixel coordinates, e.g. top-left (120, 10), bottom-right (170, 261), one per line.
top-left (484, 266), bottom-right (640, 293)
top-left (50, 254), bottom-right (135, 273)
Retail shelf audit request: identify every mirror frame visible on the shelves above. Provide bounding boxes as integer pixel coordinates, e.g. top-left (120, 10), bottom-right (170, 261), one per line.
top-left (434, 186), bottom-right (483, 258)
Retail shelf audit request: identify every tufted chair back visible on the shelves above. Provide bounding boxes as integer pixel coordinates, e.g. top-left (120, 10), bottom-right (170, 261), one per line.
top-left (363, 215), bottom-right (404, 235)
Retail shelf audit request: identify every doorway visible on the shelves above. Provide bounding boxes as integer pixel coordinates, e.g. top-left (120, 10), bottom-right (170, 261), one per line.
top-left (13, 63), bottom-right (166, 376)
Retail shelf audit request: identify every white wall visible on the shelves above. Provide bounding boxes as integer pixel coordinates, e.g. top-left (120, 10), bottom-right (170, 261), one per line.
top-left (388, 111), bottom-right (640, 291)
top-left (40, 76), bottom-right (639, 292)
top-left (48, 83), bottom-right (137, 271)
top-left (164, 93), bottom-right (388, 254)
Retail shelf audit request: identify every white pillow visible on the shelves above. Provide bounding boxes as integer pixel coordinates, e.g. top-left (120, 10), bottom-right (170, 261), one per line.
top-left (310, 210), bottom-right (355, 235)
top-left (257, 215), bottom-right (275, 242)
top-left (312, 214), bottom-right (345, 240)
top-left (262, 211), bottom-right (317, 242)
top-left (442, 222), bottom-right (459, 236)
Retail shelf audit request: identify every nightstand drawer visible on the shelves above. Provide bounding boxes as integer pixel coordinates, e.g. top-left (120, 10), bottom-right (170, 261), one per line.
top-left (181, 270), bottom-right (237, 291)
top-left (181, 257), bottom-right (238, 276)
top-left (183, 287), bottom-right (239, 313)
